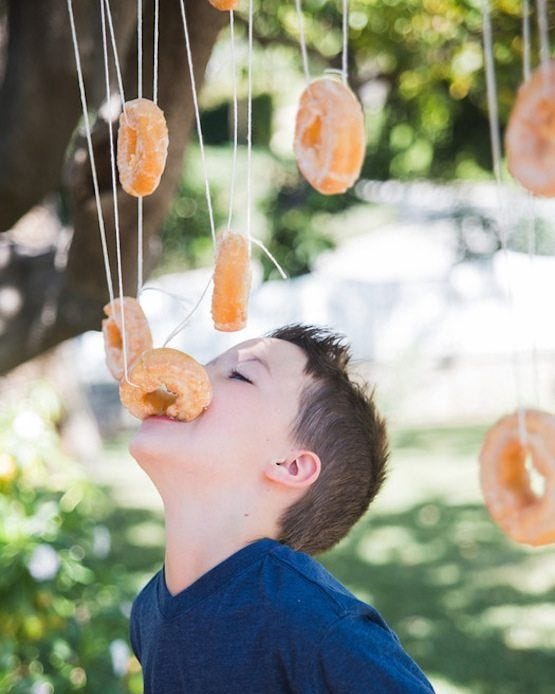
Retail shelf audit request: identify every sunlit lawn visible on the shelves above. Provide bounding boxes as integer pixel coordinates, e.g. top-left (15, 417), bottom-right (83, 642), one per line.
top-left (98, 425), bottom-right (555, 694)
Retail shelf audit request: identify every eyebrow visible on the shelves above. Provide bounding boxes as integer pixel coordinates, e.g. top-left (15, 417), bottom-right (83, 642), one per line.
top-left (240, 356), bottom-right (272, 376)
top-left (206, 353), bottom-right (272, 376)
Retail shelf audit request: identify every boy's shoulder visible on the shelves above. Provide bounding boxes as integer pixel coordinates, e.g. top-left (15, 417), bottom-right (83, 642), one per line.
top-left (263, 541), bottom-right (390, 633)
top-left (262, 542), bottom-right (434, 692)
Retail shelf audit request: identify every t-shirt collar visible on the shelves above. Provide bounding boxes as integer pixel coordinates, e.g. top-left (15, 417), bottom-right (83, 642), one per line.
top-left (156, 536), bottom-right (281, 619)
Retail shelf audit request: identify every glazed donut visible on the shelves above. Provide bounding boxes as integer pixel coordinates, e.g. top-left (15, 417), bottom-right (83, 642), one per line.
top-left (102, 297), bottom-right (153, 381)
top-left (119, 347), bottom-right (212, 422)
top-left (117, 98), bottom-right (169, 197)
top-left (211, 229), bottom-right (251, 332)
top-left (294, 78), bottom-right (365, 195)
top-left (208, 0), bottom-right (239, 9)
top-left (479, 408), bottom-right (555, 546)
top-left (505, 60), bottom-right (555, 197)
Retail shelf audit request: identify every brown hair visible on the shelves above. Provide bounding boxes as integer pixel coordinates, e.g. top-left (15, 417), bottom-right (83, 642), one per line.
top-left (268, 324), bottom-right (389, 556)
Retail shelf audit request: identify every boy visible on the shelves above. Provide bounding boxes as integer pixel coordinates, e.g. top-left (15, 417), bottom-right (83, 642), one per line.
top-left (129, 324), bottom-right (434, 693)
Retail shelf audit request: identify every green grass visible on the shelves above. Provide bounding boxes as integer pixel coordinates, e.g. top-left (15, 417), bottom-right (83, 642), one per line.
top-left (100, 425), bottom-right (555, 694)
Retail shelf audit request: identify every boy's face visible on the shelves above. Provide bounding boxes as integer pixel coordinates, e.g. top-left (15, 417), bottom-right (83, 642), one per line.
top-left (129, 337), bottom-right (309, 499)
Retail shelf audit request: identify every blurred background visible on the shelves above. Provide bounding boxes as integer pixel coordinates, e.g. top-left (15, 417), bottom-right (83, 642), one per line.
top-left (1, 0), bottom-right (555, 692)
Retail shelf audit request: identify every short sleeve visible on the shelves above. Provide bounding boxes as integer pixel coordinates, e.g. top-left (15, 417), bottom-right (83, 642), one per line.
top-left (129, 604), bottom-right (142, 663)
top-left (314, 612), bottom-right (435, 693)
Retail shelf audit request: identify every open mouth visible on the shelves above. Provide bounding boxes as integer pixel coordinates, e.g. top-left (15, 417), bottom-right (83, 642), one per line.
top-left (146, 414), bottom-right (179, 423)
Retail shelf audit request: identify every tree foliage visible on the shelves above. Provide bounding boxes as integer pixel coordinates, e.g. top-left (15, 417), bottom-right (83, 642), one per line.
top-left (163, 0), bottom-right (533, 279)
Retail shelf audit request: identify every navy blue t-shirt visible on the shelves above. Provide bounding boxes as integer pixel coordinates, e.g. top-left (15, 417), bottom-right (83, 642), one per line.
top-left (130, 537), bottom-right (434, 693)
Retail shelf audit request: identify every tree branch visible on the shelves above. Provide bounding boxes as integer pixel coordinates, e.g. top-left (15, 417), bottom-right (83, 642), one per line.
top-left (0, 0), bottom-right (226, 374)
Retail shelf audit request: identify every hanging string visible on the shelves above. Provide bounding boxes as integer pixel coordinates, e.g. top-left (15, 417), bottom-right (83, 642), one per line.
top-left (244, 0), bottom-right (286, 277)
top-left (161, 0), bottom-right (287, 346)
top-left (342, 0), bottom-right (349, 84)
top-left (66, 0), bottom-right (114, 308)
top-left (482, 1), bottom-right (503, 184)
top-left (525, 204), bottom-right (541, 406)
top-left (523, 0), bottom-right (531, 80)
top-left (137, 0), bottom-right (143, 99)
top-left (104, 0), bottom-right (127, 110)
top-left (100, 0), bottom-right (137, 387)
top-left (153, 0), bottom-right (159, 104)
top-left (520, 0), bottom-right (541, 406)
top-left (140, 284), bottom-right (199, 308)
top-left (178, 0), bottom-right (217, 248)
top-left (163, 273), bottom-right (214, 347)
top-left (137, 197), bottom-right (144, 293)
top-left (250, 237), bottom-right (287, 279)
top-left (246, 0), bottom-right (254, 244)
top-left (482, 0), bottom-right (528, 444)
top-left (294, 0), bottom-right (311, 83)
top-left (137, 0), bottom-right (144, 295)
top-left (536, 0), bottom-right (550, 69)
top-left (227, 10), bottom-right (238, 232)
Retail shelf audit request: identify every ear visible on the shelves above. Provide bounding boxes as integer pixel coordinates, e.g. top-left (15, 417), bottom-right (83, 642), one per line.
top-left (264, 450), bottom-right (321, 489)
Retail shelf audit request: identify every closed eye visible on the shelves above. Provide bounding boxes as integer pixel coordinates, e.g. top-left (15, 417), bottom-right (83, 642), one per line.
top-left (229, 369), bottom-right (253, 384)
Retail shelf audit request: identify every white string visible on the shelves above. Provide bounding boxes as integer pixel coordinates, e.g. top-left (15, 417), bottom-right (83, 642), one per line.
top-left (227, 11), bottom-right (238, 232)
top-left (66, 0), bottom-right (114, 308)
top-left (137, 0), bottom-right (143, 99)
top-left (250, 237), bottom-right (288, 279)
top-left (523, 0), bottom-right (540, 405)
top-left (178, 0), bottom-right (217, 248)
top-left (524, 200), bottom-right (541, 406)
top-left (162, 0), bottom-right (285, 346)
top-left (140, 285), bottom-right (197, 308)
top-left (523, 0), bottom-right (531, 80)
top-left (294, 0), bottom-right (311, 83)
top-left (163, 274), bottom-right (214, 347)
top-left (153, 0), bottom-right (159, 104)
top-left (137, 0), bottom-right (144, 295)
top-left (243, 0), bottom-right (285, 279)
top-left (342, 0), bottom-right (348, 84)
top-left (137, 197), bottom-right (144, 294)
top-left (246, 0), bottom-right (254, 244)
top-left (537, 0), bottom-right (550, 69)
top-left (482, 0), bottom-right (528, 445)
top-left (482, 2), bottom-right (503, 184)
top-left (100, 0), bottom-right (137, 387)
top-left (104, 0), bottom-right (126, 109)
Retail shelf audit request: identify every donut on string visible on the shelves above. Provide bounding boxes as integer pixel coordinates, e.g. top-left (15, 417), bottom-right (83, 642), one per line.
top-left (211, 229), bottom-right (251, 332)
top-left (117, 97), bottom-right (169, 197)
top-left (102, 297), bottom-right (153, 381)
top-left (479, 408), bottom-right (555, 546)
top-left (208, 0), bottom-right (239, 10)
top-left (119, 348), bottom-right (212, 422)
top-left (505, 60), bottom-right (555, 197)
top-left (294, 77), bottom-right (365, 195)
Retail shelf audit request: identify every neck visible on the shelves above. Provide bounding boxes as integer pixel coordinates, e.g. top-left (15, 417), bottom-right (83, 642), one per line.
top-left (161, 491), bottom-right (275, 596)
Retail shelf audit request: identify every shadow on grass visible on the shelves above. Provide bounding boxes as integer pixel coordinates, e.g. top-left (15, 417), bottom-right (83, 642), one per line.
top-left (319, 499), bottom-right (555, 694)
top-left (391, 424), bottom-right (490, 456)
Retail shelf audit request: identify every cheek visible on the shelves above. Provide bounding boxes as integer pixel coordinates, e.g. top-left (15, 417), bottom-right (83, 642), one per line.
top-left (199, 389), bottom-right (273, 454)
top-left (201, 387), bottom-right (250, 430)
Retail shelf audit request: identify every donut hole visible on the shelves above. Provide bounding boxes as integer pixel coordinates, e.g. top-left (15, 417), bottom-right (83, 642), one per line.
top-left (125, 125), bottom-right (138, 167)
top-left (107, 322), bottom-right (123, 350)
top-left (525, 453), bottom-right (547, 497)
top-left (143, 385), bottom-right (177, 414)
top-left (302, 114), bottom-right (323, 158)
top-left (500, 441), bottom-right (537, 505)
top-left (536, 99), bottom-right (555, 144)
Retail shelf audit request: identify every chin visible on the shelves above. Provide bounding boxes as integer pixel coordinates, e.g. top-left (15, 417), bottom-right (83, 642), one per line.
top-left (129, 416), bottom-right (185, 468)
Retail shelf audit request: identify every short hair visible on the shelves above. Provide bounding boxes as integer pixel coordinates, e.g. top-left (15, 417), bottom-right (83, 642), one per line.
top-left (268, 324), bottom-right (389, 556)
